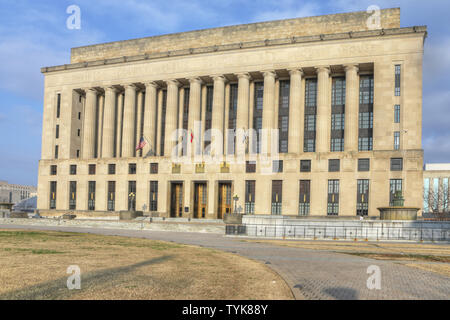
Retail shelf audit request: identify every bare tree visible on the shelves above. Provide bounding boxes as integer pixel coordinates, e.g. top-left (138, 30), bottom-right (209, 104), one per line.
top-left (424, 179), bottom-right (449, 220)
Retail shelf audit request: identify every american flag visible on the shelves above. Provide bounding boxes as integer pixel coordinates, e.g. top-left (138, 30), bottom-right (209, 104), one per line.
top-left (136, 137), bottom-right (147, 151)
top-left (190, 130), bottom-right (194, 143)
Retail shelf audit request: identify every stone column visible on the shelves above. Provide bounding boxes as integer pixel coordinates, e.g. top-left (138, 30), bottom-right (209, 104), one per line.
top-left (97, 94), bottom-right (104, 158)
top-left (82, 88), bottom-right (98, 159)
top-left (316, 66), bottom-right (331, 153)
top-left (211, 75), bottom-right (226, 157)
top-left (188, 78), bottom-right (202, 157)
top-left (143, 82), bottom-right (158, 156)
top-left (156, 89), bottom-right (163, 156)
top-left (102, 86), bottom-right (117, 158)
top-left (344, 64), bottom-right (359, 152)
top-left (122, 84), bottom-right (137, 158)
top-left (116, 92), bottom-right (124, 157)
top-left (135, 90), bottom-right (144, 157)
top-left (236, 73), bottom-right (250, 157)
top-left (288, 69), bottom-right (303, 154)
top-left (262, 71), bottom-right (276, 154)
top-left (164, 80), bottom-right (180, 157)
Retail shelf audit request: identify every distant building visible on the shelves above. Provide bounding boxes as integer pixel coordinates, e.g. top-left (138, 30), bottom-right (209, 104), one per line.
top-left (0, 180), bottom-right (37, 204)
top-left (424, 164), bottom-right (450, 214)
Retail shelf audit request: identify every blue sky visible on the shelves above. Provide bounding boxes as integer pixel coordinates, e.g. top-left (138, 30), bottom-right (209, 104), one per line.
top-left (0, 0), bottom-right (449, 186)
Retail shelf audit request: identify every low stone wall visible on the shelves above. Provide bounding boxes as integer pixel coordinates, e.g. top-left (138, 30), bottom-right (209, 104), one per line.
top-left (241, 215), bottom-right (450, 242)
top-left (0, 217), bottom-right (225, 234)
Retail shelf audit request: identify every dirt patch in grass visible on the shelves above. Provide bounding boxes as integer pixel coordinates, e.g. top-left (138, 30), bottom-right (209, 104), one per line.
top-left (0, 230), bottom-right (293, 300)
top-left (338, 252), bottom-right (450, 263)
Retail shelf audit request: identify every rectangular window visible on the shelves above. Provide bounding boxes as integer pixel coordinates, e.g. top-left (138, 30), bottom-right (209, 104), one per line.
top-left (432, 178), bottom-right (439, 212)
top-left (299, 180), bottom-right (310, 216)
top-left (49, 181), bottom-right (57, 209)
top-left (77, 129), bottom-right (80, 137)
top-left (394, 105), bottom-right (400, 123)
top-left (246, 161), bottom-right (256, 173)
top-left (358, 159), bottom-right (370, 172)
top-left (390, 179), bottom-right (403, 205)
top-left (69, 181), bottom-right (76, 210)
top-left (107, 181), bottom-right (115, 211)
top-left (358, 75), bottom-right (374, 151)
top-left (357, 179), bottom-right (369, 216)
top-left (443, 178), bottom-right (449, 212)
top-left (327, 180), bottom-right (339, 216)
top-left (278, 80), bottom-right (290, 153)
top-left (150, 163), bottom-right (158, 174)
top-left (78, 112), bottom-right (81, 120)
top-left (424, 178), bottom-right (430, 213)
top-left (328, 159), bottom-right (340, 172)
top-left (390, 158), bottom-right (403, 171)
top-left (108, 164), bottom-right (115, 174)
top-left (50, 165), bottom-right (57, 175)
top-left (160, 90), bottom-right (167, 156)
top-left (304, 79), bottom-right (317, 152)
top-left (253, 82), bottom-right (264, 153)
top-left (300, 160), bottom-right (311, 172)
top-left (395, 65), bottom-right (401, 96)
top-left (181, 88), bottom-right (190, 156)
top-left (394, 131), bottom-right (400, 150)
top-left (89, 164), bottom-right (96, 175)
top-left (55, 145), bottom-right (59, 159)
top-left (245, 180), bottom-right (255, 214)
top-left (70, 164), bottom-right (77, 175)
top-left (128, 181), bottom-right (136, 211)
top-left (88, 181), bottom-right (96, 211)
top-left (271, 180), bottom-right (282, 215)
top-left (204, 86), bottom-right (214, 152)
top-left (149, 181), bottom-right (158, 211)
top-left (128, 163), bottom-right (136, 174)
top-left (56, 93), bottom-right (61, 118)
top-left (56, 125), bottom-right (59, 139)
top-left (227, 84), bottom-right (238, 155)
top-left (331, 77), bottom-right (345, 152)
top-left (76, 150), bottom-right (80, 158)
top-left (272, 160), bottom-right (283, 173)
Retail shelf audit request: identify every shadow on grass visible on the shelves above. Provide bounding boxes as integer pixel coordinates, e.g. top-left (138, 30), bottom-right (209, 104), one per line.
top-left (0, 255), bottom-right (173, 300)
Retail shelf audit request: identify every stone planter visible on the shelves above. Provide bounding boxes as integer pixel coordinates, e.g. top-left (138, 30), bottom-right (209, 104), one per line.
top-left (119, 211), bottom-right (143, 220)
top-left (223, 213), bottom-right (242, 225)
top-left (378, 207), bottom-right (419, 220)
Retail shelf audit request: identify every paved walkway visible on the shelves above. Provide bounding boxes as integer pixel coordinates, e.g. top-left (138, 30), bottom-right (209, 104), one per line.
top-left (1, 224), bottom-right (449, 300)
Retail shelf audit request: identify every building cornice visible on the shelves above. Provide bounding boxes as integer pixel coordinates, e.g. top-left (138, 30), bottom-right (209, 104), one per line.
top-left (41, 26), bottom-right (427, 74)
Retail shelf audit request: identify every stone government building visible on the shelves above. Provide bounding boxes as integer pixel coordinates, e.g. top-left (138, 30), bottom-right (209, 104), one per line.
top-left (37, 8), bottom-right (426, 218)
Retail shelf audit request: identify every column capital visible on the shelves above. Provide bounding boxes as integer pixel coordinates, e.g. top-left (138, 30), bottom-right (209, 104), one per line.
top-left (144, 81), bottom-right (159, 89)
top-left (236, 72), bottom-right (251, 80)
top-left (262, 70), bottom-right (276, 78)
top-left (84, 87), bottom-right (99, 95)
top-left (211, 75), bottom-right (226, 82)
top-left (343, 64), bottom-right (359, 73)
top-left (105, 86), bottom-right (119, 92)
top-left (188, 77), bottom-right (203, 85)
top-left (165, 79), bottom-right (181, 87)
top-left (288, 68), bottom-right (304, 76)
top-left (315, 66), bottom-right (331, 75)
top-left (123, 83), bottom-right (138, 90)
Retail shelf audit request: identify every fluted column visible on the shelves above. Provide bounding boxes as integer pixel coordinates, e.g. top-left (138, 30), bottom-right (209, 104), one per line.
top-left (344, 64), bottom-right (359, 151)
top-left (188, 78), bottom-right (202, 156)
top-left (122, 84), bottom-right (137, 158)
top-left (288, 69), bottom-right (303, 154)
top-left (211, 75), bottom-right (226, 156)
top-left (316, 66), bottom-right (331, 153)
top-left (164, 80), bottom-right (180, 157)
top-left (82, 88), bottom-right (98, 159)
top-left (262, 71), bottom-right (276, 154)
top-left (236, 73), bottom-right (250, 156)
top-left (143, 82), bottom-right (158, 155)
top-left (135, 90), bottom-right (144, 157)
top-left (102, 86), bottom-right (117, 158)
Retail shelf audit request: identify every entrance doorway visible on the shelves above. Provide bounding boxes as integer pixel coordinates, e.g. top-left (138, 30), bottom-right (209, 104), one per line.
top-left (170, 182), bottom-right (183, 218)
top-left (218, 182), bottom-right (232, 219)
top-left (194, 182), bottom-right (207, 218)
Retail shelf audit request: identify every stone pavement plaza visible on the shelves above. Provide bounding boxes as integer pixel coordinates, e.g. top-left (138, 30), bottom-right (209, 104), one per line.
top-left (1, 224), bottom-right (449, 300)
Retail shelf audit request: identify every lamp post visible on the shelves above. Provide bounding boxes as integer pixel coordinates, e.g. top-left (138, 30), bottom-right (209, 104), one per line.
top-left (233, 194), bottom-right (239, 214)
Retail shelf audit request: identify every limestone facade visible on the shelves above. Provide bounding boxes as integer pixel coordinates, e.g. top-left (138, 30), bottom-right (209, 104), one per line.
top-left (37, 8), bottom-right (426, 218)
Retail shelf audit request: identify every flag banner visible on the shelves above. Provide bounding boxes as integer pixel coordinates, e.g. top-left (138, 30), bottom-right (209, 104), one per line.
top-left (136, 137), bottom-right (147, 151)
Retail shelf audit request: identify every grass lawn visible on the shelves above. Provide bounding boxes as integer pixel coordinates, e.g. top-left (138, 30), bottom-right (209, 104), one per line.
top-left (244, 239), bottom-right (450, 277)
top-left (0, 230), bottom-right (293, 300)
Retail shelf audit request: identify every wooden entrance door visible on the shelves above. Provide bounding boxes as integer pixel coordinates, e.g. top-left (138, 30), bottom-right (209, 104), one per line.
top-left (218, 183), bottom-right (232, 219)
top-left (170, 183), bottom-right (183, 218)
top-left (194, 183), bottom-right (207, 218)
